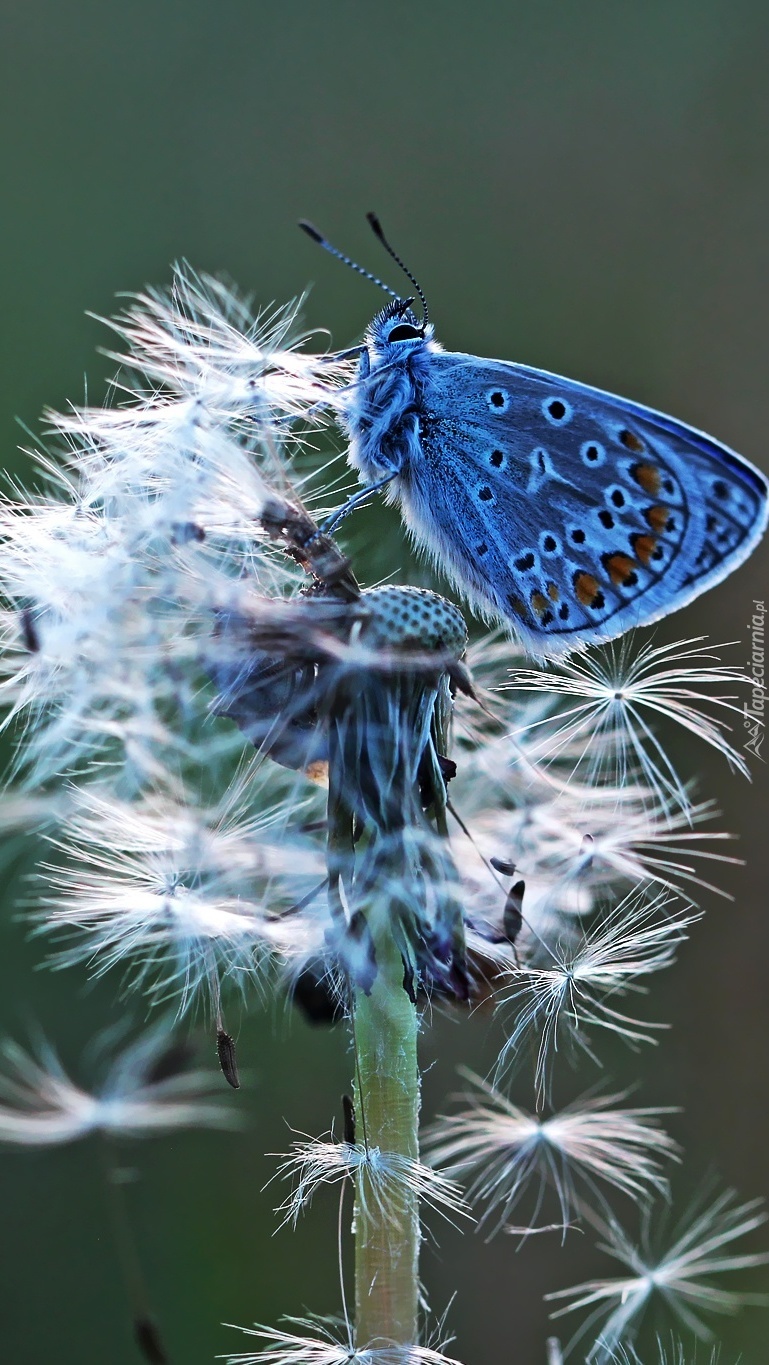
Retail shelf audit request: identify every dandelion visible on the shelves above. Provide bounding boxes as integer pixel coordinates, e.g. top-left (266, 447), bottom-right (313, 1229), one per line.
top-left (1, 257), bottom-right (765, 1364)
top-left (0, 1027), bottom-right (235, 1145)
top-left (424, 1072), bottom-right (678, 1235)
top-left (548, 1190), bottom-right (769, 1361)
top-left (449, 788), bottom-right (737, 932)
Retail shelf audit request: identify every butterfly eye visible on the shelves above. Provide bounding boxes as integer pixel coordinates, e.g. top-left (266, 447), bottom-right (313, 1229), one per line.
top-left (387, 323), bottom-right (423, 343)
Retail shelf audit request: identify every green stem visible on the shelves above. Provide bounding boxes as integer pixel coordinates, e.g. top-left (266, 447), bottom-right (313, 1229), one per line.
top-left (353, 918), bottom-right (420, 1347)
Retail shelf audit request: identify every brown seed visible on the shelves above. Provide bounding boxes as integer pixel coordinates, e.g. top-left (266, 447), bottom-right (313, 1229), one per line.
top-left (503, 880), bottom-right (525, 945)
top-left (490, 856), bottom-right (517, 875)
top-left (216, 1029), bottom-right (240, 1090)
top-left (134, 1317), bottom-right (169, 1365)
top-left (342, 1093), bottom-right (356, 1145)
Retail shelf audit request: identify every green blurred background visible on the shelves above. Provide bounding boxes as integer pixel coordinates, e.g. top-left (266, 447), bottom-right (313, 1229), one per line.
top-left (1, 3), bottom-right (768, 1361)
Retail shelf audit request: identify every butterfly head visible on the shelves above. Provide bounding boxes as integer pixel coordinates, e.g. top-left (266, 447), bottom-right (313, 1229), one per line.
top-left (298, 216), bottom-right (435, 365)
top-left (366, 298), bottom-right (434, 361)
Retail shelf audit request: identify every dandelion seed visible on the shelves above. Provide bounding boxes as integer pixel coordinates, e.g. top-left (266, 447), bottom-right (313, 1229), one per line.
top-left (424, 1072), bottom-right (678, 1235)
top-left (222, 1315), bottom-right (463, 1365)
top-left (103, 264), bottom-right (351, 432)
top-left (216, 1029), bottom-right (240, 1090)
top-left (496, 890), bottom-right (700, 1095)
top-left (548, 1189), bottom-right (769, 1362)
top-left (0, 1027), bottom-right (235, 1145)
top-left (273, 1136), bottom-right (467, 1230)
top-left (450, 789), bottom-right (733, 958)
top-left (598, 1341), bottom-right (721, 1364)
top-left (506, 637), bottom-right (751, 814)
top-left (35, 775), bottom-right (327, 1015)
top-left (503, 791), bottom-right (737, 903)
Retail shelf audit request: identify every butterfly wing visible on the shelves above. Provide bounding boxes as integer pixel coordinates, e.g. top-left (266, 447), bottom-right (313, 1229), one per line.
top-left (396, 351), bottom-right (768, 653)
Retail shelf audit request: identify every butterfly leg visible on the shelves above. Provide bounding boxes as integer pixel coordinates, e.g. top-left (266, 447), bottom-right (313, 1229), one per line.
top-left (319, 472), bottom-right (397, 537)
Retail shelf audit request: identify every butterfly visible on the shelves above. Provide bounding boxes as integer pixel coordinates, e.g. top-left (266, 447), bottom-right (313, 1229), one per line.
top-left (303, 217), bottom-right (769, 656)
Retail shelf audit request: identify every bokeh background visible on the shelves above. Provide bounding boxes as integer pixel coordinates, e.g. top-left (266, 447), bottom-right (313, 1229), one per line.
top-left (1, 3), bottom-right (768, 1362)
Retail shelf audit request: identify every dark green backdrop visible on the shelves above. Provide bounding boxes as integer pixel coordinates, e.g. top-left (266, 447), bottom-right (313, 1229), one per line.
top-left (0, 4), bottom-right (767, 1362)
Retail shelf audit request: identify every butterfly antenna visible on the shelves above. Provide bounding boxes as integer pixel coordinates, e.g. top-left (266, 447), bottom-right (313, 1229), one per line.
top-left (366, 212), bottom-right (429, 328)
top-left (298, 220), bottom-right (402, 302)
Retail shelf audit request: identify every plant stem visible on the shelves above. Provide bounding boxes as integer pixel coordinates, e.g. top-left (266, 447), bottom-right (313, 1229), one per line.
top-left (353, 918), bottom-right (420, 1347)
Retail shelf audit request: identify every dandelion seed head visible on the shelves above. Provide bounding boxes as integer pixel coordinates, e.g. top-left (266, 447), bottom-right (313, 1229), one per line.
top-left (425, 1073), bottom-right (677, 1236)
top-left (504, 637), bottom-right (752, 816)
top-left (548, 1189), bottom-right (769, 1362)
top-left (496, 890), bottom-right (700, 1094)
top-left (0, 1025), bottom-right (236, 1145)
top-left (222, 1315), bottom-right (463, 1365)
top-left (36, 774), bottom-right (327, 1015)
top-left (273, 1134), bottom-right (467, 1230)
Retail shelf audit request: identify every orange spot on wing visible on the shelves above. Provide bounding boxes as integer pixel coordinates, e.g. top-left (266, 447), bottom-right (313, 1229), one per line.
top-left (574, 571), bottom-right (601, 606)
top-left (604, 553), bottom-right (638, 585)
top-left (631, 462), bottom-right (661, 495)
top-left (507, 594), bottom-right (529, 621)
top-left (620, 429), bottom-right (645, 453)
top-left (531, 591), bottom-right (549, 617)
top-left (547, 581), bottom-right (560, 601)
top-left (645, 504), bottom-right (670, 533)
top-left (631, 533), bottom-right (658, 566)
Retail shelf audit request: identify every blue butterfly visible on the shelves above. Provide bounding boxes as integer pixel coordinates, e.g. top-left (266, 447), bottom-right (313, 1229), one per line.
top-left (303, 217), bottom-right (768, 656)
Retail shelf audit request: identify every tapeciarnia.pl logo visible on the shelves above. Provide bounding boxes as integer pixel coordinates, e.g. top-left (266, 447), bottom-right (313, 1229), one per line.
top-left (745, 599), bottom-right (765, 761)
